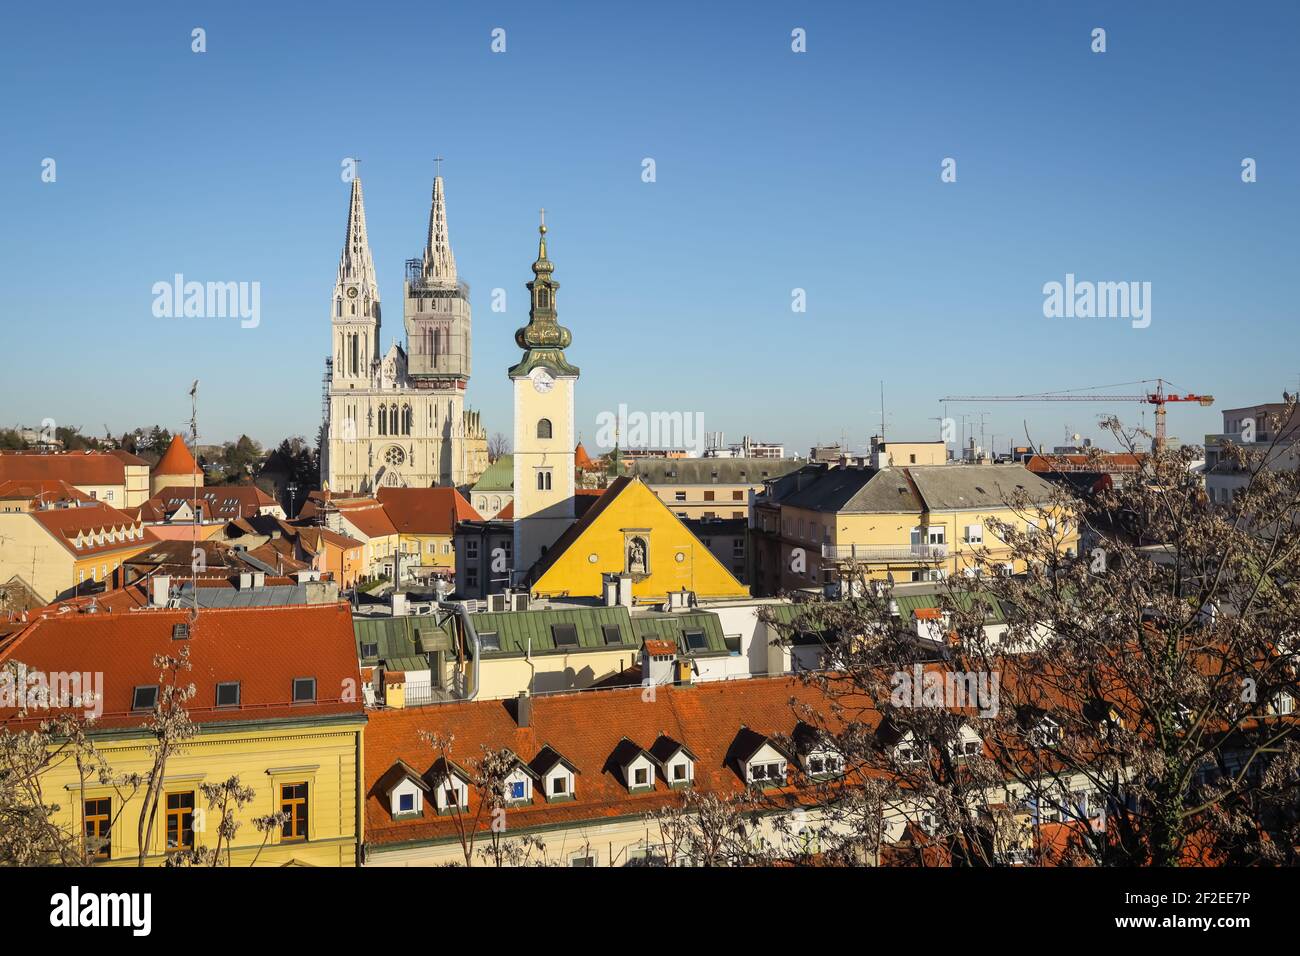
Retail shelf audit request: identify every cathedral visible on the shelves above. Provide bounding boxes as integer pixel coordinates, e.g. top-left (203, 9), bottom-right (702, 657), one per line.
top-left (322, 174), bottom-right (487, 493)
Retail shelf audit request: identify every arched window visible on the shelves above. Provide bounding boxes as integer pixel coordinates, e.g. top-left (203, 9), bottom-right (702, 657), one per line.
top-left (389, 404), bottom-right (399, 435)
top-left (378, 404), bottom-right (387, 435)
top-left (403, 405), bottom-right (413, 435)
top-left (537, 419), bottom-right (553, 439)
top-left (336, 298), bottom-right (342, 317)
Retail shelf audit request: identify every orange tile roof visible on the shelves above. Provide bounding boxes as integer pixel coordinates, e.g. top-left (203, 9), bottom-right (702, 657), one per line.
top-left (151, 485), bottom-right (275, 520)
top-left (28, 501), bottom-right (154, 557)
top-left (152, 434), bottom-right (203, 477)
top-left (0, 479), bottom-right (93, 504)
top-left (495, 500), bottom-right (514, 520)
top-left (362, 676), bottom-right (874, 848)
top-left (0, 451), bottom-right (127, 487)
top-left (335, 500), bottom-right (398, 539)
top-left (0, 603), bottom-right (364, 731)
top-left (376, 487), bottom-right (482, 535)
top-left (643, 639), bottom-right (676, 656)
top-left (574, 442), bottom-right (595, 471)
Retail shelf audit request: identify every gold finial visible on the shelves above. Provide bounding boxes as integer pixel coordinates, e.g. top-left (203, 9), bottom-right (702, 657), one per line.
top-left (539, 207), bottom-right (547, 235)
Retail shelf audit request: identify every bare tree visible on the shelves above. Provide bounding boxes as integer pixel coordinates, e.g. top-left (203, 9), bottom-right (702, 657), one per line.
top-left (135, 645), bottom-right (198, 865)
top-left (487, 433), bottom-right (510, 463)
top-left (764, 409), bottom-right (1300, 866)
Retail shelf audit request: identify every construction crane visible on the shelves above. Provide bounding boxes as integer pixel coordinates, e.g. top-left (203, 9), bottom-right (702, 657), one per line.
top-left (940, 379), bottom-right (1214, 453)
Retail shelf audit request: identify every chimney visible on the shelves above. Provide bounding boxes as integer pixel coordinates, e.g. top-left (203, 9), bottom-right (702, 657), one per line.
top-left (252, 571), bottom-right (266, 588)
top-left (603, 574), bottom-right (618, 607)
top-left (238, 572), bottom-right (253, 590)
top-left (151, 574), bottom-right (171, 607)
top-left (516, 691), bottom-right (532, 728)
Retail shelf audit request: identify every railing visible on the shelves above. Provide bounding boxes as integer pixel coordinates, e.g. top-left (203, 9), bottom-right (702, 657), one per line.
top-left (821, 543), bottom-right (948, 562)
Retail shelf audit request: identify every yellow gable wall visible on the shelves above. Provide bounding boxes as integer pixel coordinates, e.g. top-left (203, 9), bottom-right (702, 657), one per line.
top-left (532, 480), bottom-right (748, 600)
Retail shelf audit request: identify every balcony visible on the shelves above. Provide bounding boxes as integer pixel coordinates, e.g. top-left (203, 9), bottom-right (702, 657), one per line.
top-left (821, 543), bottom-right (948, 562)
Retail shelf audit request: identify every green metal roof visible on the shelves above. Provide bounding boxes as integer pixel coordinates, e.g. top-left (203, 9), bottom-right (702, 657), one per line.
top-left (386, 655), bottom-right (432, 673)
top-left (631, 611), bottom-right (728, 656)
top-left (354, 615), bottom-right (454, 665)
top-left (892, 590), bottom-right (1007, 624)
top-left (471, 455), bottom-right (514, 493)
top-left (470, 606), bottom-right (637, 656)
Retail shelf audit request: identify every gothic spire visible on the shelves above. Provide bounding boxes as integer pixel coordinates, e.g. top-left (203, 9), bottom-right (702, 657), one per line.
top-left (422, 168), bottom-right (457, 284)
top-left (337, 176), bottom-right (380, 300)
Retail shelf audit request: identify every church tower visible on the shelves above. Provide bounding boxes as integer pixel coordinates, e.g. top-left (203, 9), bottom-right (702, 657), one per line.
top-left (511, 211), bottom-right (579, 579)
top-left (332, 177), bottom-right (381, 388)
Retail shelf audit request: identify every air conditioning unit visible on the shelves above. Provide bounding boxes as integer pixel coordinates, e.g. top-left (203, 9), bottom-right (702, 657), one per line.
top-left (512, 592), bottom-right (530, 611)
top-left (488, 594), bottom-right (508, 613)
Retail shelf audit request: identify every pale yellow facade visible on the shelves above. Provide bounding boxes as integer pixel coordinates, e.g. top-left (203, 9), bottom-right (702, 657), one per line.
top-left (48, 719), bottom-right (365, 867)
top-left (0, 512), bottom-right (152, 603)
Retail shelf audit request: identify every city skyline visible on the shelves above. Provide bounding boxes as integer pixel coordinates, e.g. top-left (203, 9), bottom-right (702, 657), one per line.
top-left (5, 0), bottom-right (1297, 454)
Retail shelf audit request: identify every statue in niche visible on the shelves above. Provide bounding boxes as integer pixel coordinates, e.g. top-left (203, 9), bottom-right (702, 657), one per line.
top-left (627, 537), bottom-right (648, 575)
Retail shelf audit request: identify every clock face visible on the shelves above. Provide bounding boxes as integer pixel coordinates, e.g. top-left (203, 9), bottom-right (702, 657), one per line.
top-left (347, 287), bottom-right (359, 299)
top-left (531, 369), bottom-right (555, 393)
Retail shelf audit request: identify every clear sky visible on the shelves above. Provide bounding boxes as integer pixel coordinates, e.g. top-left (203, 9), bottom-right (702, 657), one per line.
top-left (3, 1), bottom-right (1296, 456)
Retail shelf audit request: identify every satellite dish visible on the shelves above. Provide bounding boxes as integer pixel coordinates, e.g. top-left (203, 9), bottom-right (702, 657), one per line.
top-left (1072, 433), bottom-right (1082, 443)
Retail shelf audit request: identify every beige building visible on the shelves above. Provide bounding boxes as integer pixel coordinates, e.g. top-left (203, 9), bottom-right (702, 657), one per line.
top-left (0, 488), bottom-right (155, 602)
top-left (628, 457), bottom-right (804, 521)
top-left (0, 450), bottom-right (151, 508)
top-left (752, 463), bottom-right (1076, 595)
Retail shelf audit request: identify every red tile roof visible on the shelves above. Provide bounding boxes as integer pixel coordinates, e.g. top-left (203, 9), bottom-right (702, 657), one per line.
top-left (0, 479), bottom-right (93, 504)
top-left (334, 500), bottom-right (398, 539)
top-left (0, 451), bottom-right (127, 487)
top-left (28, 501), bottom-right (154, 557)
top-left (0, 603), bottom-right (364, 731)
top-left (495, 500), bottom-right (514, 520)
top-left (574, 442), bottom-right (595, 471)
top-left (363, 676), bottom-right (873, 848)
top-left (377, 487), bottom-right (482, 535)
top-left (152, 434), bottom-right (203, 477)
top-left (150, 485), bottom-right (276, 521)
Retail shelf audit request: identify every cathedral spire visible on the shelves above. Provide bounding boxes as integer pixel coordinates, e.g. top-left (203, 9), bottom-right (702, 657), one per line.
top-left (337, 176), bottom-right (380, 301)
top-left (510, 211), bottom-right (578, 378)
top-left (422, 164), bottom-right (457, 284)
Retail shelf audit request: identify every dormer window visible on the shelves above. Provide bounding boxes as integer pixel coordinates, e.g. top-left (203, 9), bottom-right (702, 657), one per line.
top-left (895, 732), bottom-right (924, 765)
top-left (530, 745), bottom-right (579, 803)
top-left (424, 759), bottom-right (471, 815)
top-left (381, 760), bottom-right (429, 819)
top-left (610, 739), bottom-right (657, 793)
top-left (748, 757), bottom-right (786, 786)
top-left (805, 750), bottom-right (845, 778)
top-left (1029, 715), bottom-right (1062, 748)
top-left (949, 724), bottom-right (983, 760)
top-left (649, 735), bottom-right (696, 789)
top-left (499, 757), bottom-right (539, 805)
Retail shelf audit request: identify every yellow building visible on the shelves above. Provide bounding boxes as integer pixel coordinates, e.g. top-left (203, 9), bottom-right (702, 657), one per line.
top-left (529, 476), bottom-right (749, 601)
top-left (0, 603), bottom-right (366, 866)
top-left (752, 463), bottom-right (1076, 594)
top-left (375, 487), bottom-right (480, 587)
top-left (0, 491), bottom-right (156, 603)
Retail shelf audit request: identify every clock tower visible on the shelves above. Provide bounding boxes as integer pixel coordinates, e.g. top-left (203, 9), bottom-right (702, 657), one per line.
top-left (511, 211), bottom-right (579, 580)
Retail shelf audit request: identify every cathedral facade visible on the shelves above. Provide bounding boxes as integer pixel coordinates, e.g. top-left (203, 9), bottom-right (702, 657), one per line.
top-left (322, 175), bottom-right (486, 494)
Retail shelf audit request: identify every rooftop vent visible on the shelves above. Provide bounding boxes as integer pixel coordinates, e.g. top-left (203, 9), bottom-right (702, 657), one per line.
top-left (171, 622), bottom-right (190, 641)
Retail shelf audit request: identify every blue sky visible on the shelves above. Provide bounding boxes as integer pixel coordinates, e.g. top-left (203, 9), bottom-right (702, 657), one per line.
top-left (3, 1), bottom-right (1296, 456)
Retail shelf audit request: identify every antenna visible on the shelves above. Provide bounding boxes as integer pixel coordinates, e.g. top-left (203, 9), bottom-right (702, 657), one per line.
top-left (188, 380), bottom-right (200, 624)
top-left (879, 382), bottom-right (886, 442)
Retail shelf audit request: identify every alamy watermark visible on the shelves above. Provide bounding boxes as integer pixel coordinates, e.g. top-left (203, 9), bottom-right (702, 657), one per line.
top-left (595, 404), bottom-right (705, 457)
top-left (890, 664), bottom-right (1000, 718)
top-left (0, 664), bottom-right (103, 719)
top-left (152, 274), bottom-right (260, 329)
top-left (1042, 273), bottom-right (1150, 329)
